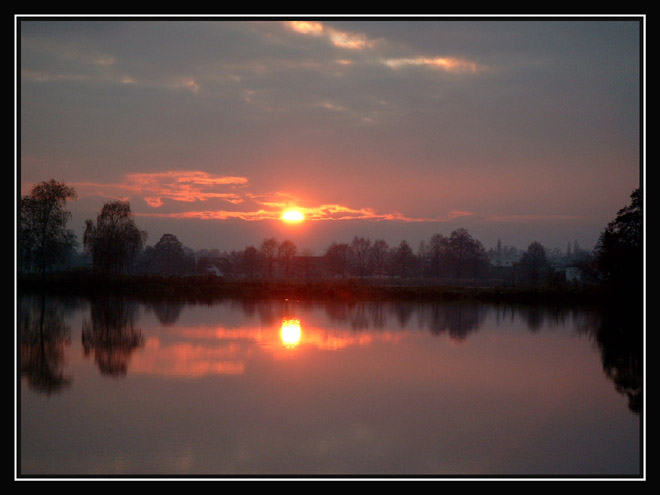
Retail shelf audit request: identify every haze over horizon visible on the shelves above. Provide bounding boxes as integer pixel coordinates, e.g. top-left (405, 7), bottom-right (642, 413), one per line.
top-left (18, 16), bottom-right (643, 255)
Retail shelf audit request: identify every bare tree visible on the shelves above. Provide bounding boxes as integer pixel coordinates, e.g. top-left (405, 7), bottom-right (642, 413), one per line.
top-left (428, 233), bottom-right (448, 279)
top-left (324, 242), bottom-right (351, 279)
top-left (393, 240), bottom-right (415, 279)
top-left (83, 201), bottom-right (146, 275)
top-left (260, 238), bottom-right (279, 279)
top-left (241, 246), bottom-right (260, 279)
top-left (19, 180), bottom-right (77, 277)
top-left (351, 236), bottom-right (372, 277)
top-left (278, 239), bottom-right (297, 279)
top-left (370, 239), bottom-right (389, 278)
top-left (446, 228), bottom-right (488, 280)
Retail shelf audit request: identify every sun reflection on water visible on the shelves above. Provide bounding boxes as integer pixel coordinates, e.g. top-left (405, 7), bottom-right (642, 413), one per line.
top-left (280, 318), bottom-right (302, 348)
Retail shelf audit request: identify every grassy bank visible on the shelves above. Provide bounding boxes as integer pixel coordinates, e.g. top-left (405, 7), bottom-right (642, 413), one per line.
top-left (17, 270), bottom-right (606, 305)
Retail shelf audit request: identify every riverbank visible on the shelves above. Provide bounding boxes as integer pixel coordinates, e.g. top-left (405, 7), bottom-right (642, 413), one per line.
top-left (17, 271), bottom-right (610, 305)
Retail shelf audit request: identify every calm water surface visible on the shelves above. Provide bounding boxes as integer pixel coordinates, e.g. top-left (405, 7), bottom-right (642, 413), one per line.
top-left (18, 294), bottom-right (642, 477)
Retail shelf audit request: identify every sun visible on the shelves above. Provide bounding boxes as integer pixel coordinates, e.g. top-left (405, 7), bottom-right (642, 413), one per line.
top-left (281, 209), bottom-right (305, 223)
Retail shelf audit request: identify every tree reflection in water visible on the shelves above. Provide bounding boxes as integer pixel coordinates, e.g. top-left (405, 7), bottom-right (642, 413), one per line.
top-left (20, 293), bottom-right (642, 415)
top-left (146, 300), bottom-right (184, 326)
top-left (19, 294), bottom-right (72, 395)
top-left (578, 303), bottom-right (643, 415)
top-left (231, 298), bottom-right (642, 414)
top-left (81, 297), bottom-right (143, 376)
top-left (424, 302), bottom-right (487, 341)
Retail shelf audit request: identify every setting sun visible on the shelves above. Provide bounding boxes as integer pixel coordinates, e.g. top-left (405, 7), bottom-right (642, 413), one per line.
top-left (281, 209), bottom-right (305, 223)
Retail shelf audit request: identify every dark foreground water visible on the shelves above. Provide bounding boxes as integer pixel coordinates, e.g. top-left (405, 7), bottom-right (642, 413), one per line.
top-left (18, 294), bottom-right (642, 477)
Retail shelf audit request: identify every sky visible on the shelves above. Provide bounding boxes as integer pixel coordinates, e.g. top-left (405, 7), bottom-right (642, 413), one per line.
top-left (17, 16), bottom-right (644, 255)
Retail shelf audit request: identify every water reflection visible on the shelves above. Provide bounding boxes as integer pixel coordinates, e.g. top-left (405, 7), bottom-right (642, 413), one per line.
top-left (81, 297), bottom-right (144, 376)
top-left (146, 300), bottom-right (184, 326)
top-left (19, 296), bottom-right (643, 416)
top-left (19, 295), bottom-right (643, 476)
top-left (280, 318), bottom-right (302, 348)
top-left (19, 294), bottom-right (73, 394)
top-left (578, 303), bottom-right (643, 414)
top-left (423, 302), bottom-right (487, 341)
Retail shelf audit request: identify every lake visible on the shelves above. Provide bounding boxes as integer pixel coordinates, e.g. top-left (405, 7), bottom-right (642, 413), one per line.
top-left (18, 293), bottom-right (642, 478)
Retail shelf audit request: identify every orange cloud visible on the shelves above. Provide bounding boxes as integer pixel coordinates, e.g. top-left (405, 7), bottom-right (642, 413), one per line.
top-left (66, 170), bottom-right (465, 224)
top-left (70, 170), bottom-right (248, 206)
top-left (284, 20), bottom-right (375, 50)
top-left (286, 20), bottom-right (324, 35)
top-left (448, 210), bottom-right (474, 219)
top-left (138, 202), bottom-right (452, 223)
top-left (383, 56), bottom-right (478, 74)
top-left (139, 195), bottom-right (441, 222)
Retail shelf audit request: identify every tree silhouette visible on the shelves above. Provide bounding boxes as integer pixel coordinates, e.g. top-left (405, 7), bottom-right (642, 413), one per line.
top-left (370, 239), bottom-right (390, 278)
top-left (83, 201), bottom-right (147, 275)
top-left (517, 241), bottom-right (553, 286)
top-left (446, 228), bottom-right (488, 279)
top-left (241, 246), bottom-right (260, 279)
top-left (278, 239), bottom-right (297, 279)
top-left (393, 240), bottom-right (415, 278)
top-left (594, 188), bottom-right (643, 295)
top-left (153, 233), bottom-right (189, 275)
top-left (324, 242), bottom-right (351, 278)
top-left (19, 179), bottom-right (77, 277)
top-left (428, 233), bottom-right (448, 279)
top-left (351, 236), bottom-right (371, 277)
top-left (260, 238), bottom-right (279, 280)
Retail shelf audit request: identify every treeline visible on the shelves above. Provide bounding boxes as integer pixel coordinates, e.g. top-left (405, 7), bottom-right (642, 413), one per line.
top-left (18, 180), bottom-right (643, 294)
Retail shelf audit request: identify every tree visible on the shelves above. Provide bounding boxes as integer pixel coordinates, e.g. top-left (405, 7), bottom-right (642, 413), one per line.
top-left (517, 241), bottom-right (553, 286)
top-left (19, 180), bottom-right (77, 277)
top-left (594, 188), bottom-right (643, 292)
top-left (392, 240), bottom-right (415, 279)
top-left (260, 238), bottom-right (279, 279)
top-left (83, 201), bottom-right (146, 275)
top-left (152, 233), bottom-right (188, 275)
top-left (350, 236), bottom-right (371, 277)
top-left (428, 233), bottom-right (448, 279)
top-left (241, 246), bottom-right (260, 279)
top-left (445, 228), bottom-right (488, 279)
top-left (369, 239), bottom-right (389, 277)
top-left (278, 239), bottom-right (297, 279)
top-left (324, 242), bottom-right (351, 278)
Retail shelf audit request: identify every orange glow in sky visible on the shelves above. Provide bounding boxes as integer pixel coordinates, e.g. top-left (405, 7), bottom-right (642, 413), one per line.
top-left (281, 209), bottom-right (305, 223)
